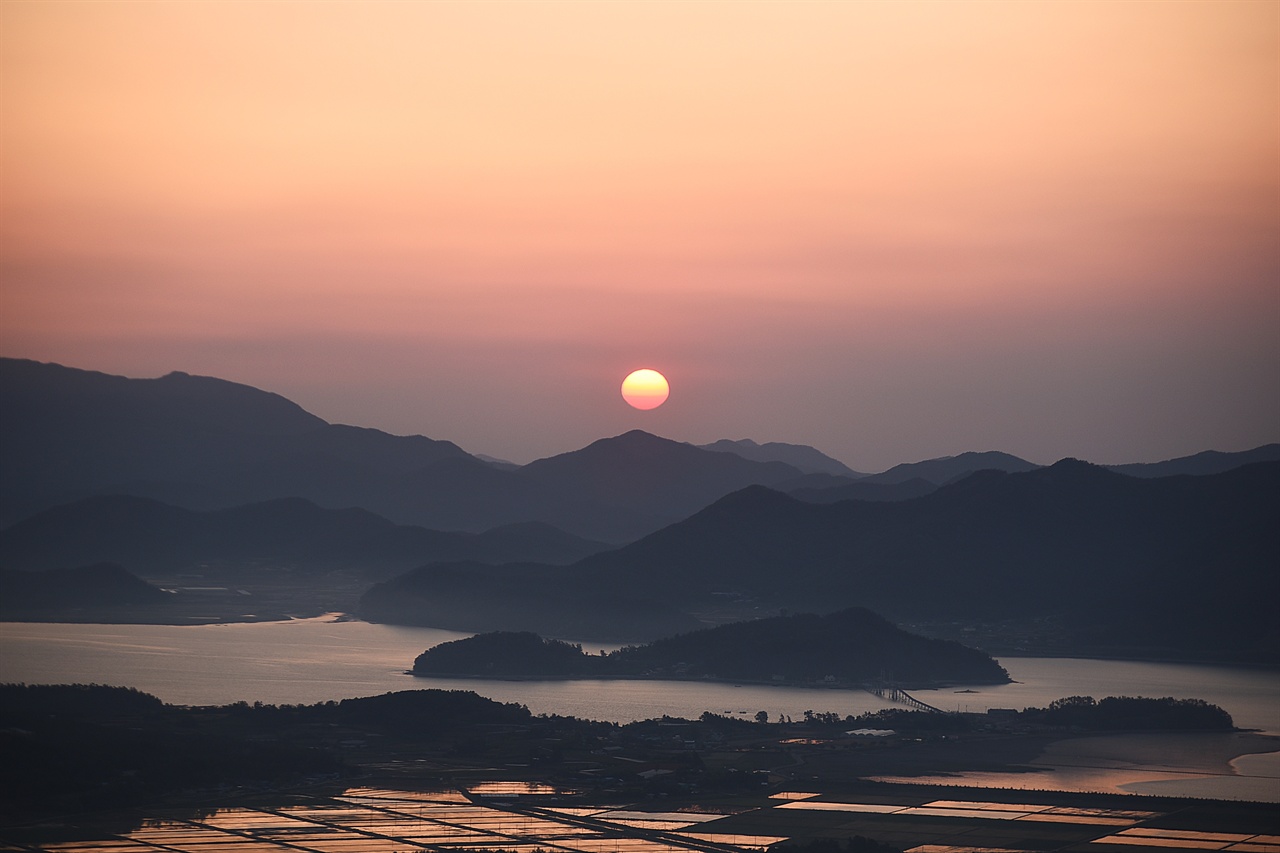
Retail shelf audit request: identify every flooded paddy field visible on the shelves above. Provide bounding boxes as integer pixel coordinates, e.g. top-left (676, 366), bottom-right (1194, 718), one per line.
top-left (4, 783), bottom-right (1277, 853)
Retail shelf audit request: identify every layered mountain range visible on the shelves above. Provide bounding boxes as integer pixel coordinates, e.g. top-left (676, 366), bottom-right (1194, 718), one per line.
top-left (2, 358), bottom-right (1276, 660)
top-left (362, 460), bottom-right (1279, 657)
top-left (0, 495), bottom-right (607, 579)
top-left (2, 359), bottom-right (853, 541)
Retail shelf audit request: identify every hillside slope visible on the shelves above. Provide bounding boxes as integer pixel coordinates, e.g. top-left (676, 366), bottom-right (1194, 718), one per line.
top-left (413, 607), bottom-right (1010, 686)
top-left (0, 494), bottom-right (609, 578)
top-left (366, 461), bottom-right (1279, 660)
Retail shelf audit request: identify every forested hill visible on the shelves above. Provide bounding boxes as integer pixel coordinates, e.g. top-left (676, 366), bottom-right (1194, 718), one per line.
top-left (412, 608), bottom-right (1010, 686)
top-left (0, 563), bottom-right (167, 619)
top-left (368, 459), bottom-right (1280, 660)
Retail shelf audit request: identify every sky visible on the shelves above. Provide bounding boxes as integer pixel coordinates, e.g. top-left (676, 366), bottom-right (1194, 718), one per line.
top-left (2, 1), bottom-right (1277, 472)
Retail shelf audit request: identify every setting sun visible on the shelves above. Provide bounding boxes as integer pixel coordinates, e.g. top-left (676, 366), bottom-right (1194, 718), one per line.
top-left (621, 369), bottom-right (669, 410)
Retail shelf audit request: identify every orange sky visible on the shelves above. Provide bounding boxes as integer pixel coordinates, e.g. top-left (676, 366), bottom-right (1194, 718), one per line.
top-left (2, 0), bottom-right (1276, 469)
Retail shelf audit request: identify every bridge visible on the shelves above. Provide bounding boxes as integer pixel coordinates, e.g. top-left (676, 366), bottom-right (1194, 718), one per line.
top-left (866, 684), bottom-right (945, 713)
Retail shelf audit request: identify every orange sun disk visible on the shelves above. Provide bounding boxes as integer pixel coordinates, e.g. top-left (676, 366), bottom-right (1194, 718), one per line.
top-left (621, 369), bottom-right (669, 410)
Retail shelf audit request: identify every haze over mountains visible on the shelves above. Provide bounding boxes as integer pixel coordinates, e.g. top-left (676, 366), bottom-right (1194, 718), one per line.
top-left (8, 358), bottom-right (1273, 535)
top-left (699, 438), bottom-right (865, 477)
top-left (361, 459), bottom-right (1280, 658)
top-left (2, 358), bottom-right (1277, 661)
top-left (2, 359), bottom-right (848, 541)
top-left (0, 495), bottom-right (607, 578)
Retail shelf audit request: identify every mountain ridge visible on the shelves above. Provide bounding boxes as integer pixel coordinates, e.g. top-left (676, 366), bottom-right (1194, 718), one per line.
top-left (0, 493), bottom-right (610, 578)
top-left (0, 562), bottom-right (169, 619)
top-left (860, 450), bottom-right (1040, 485)
top-left (363, 459), bottom-right (1280, 660)
top-left (2, 360), bottom-right (822, 541)
top-left (1105, 443), bottom-right (1280, 478)
top-left (699, 438), bottom-right (865, 477)
top-left (4, 356), bottom-right (1276, 556)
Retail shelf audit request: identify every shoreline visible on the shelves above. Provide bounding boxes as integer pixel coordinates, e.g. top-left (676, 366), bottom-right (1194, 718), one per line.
top-left (0, 609), bottom-right (350, 627)
top-left (867, 731), bottom-right (1280, 802)
top-left (993, 650), bottom-right (1280, 672)
top-left (5, 611), bottom-right (1277, 668)
top-left (408, 669), bottom-right (1009, 691)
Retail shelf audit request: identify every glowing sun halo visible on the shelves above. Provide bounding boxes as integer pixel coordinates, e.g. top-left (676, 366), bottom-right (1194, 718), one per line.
top-left (621, 369), bottom-right (669, 410)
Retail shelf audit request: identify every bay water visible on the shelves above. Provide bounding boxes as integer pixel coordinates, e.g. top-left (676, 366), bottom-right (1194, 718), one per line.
top-left (3, 615), bottom-right (1276, 801)
top-left (1, 615), bottom-right (1274, 730)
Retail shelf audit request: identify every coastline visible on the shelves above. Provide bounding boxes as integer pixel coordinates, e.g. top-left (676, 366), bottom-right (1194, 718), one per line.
top-left (995, 650), bottom-right (1280, 671)
top-left (869, 731), bottom-right (1280, 803)
top-left (6, 609), bottom-right (1276, 669)
top-left (0, 608), bottom-right (345, 626)
top-left (409, 669), bottom-right (1009, 691)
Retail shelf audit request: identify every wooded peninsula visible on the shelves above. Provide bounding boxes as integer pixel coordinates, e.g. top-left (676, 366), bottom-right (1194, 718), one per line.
top-left (413, 608), bottom-right (1011, 686)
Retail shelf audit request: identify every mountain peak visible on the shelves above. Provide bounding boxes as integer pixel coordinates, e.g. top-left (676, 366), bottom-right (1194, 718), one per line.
top-left (700, 438), bottom-right (863, 477)
top-left (1035, 456), bottom-right (1129, 484)
top-left (534, 430), bottom-right (691, 463)
top-left (611, 429), bottom-right (668, 444)
top-left (1043, 457), bottom-right (1121, 476)
top-left (863, 449), bottom-right (1039, 486)
top-left (1, 357), bottom-right (327, 438)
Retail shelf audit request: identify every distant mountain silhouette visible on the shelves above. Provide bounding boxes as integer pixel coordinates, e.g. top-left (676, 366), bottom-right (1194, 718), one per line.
top-left (787, 477), bottom-right (938, 504)
top-left (0, 494), bottom-right (609, 578)
top-left (0, 358), bottom-right (469, 526)
top-left (473, 453), bottom-right (520, 470)
top-left (2, 360), bottom-right (817, 541)
top-left (0, 562), bottom-right (167, 618)
top-left (9, 358), bottom-right (1278, 646)
top-left (365, 461), bottom-right (1280, 660)
top-left (329, 431), bottom-right (818, 542)
top-left (859, 451), bottom-right (1039, 485)
top-left (1105, 444), bottom-right (1280, 478)
top-left (516, 431), bottom-right (810, 536)
top-left (700, 438), bottom-right (866, 477)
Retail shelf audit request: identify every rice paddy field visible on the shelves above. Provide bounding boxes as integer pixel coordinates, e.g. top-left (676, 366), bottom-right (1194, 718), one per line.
top-left (4, 784), bottom-right (1277, 853)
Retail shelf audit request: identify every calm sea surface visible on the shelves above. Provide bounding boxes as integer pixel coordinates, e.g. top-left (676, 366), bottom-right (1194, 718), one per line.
top-left (1, 615), bottom-right (1275, 731)
top-left (3, 616), bottom-right (1278, 801)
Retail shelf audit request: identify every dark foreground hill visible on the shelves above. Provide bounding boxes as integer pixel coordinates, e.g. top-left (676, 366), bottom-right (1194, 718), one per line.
top-left (0, 683), bottom-right (1245, 826)
top-left (0, 683), bottom-right (525, 817)
top-left (412, 607), bottom-right (1010, 686)
top-left (365, 460), bottom-right (1280, 661)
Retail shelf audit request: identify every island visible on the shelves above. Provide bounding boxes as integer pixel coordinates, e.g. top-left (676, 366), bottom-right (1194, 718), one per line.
top-left (412, 607), bottom-right (1012, 686)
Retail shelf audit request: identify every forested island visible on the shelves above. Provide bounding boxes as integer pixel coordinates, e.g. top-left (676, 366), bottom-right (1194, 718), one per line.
top-left (412, 607), bottom-right (1011, 686)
